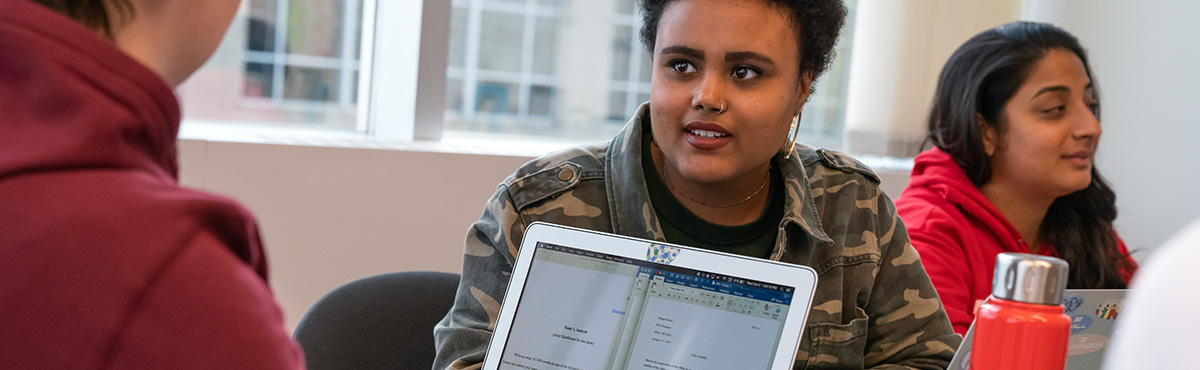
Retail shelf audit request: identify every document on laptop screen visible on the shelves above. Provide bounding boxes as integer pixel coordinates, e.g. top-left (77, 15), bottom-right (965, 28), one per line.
top-left (497, 242), bottom-right (795, 370)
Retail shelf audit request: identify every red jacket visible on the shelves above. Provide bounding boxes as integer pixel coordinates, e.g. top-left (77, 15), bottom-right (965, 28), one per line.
top-left (0, 0), bottom-right (303, 368)
top-left (895, 148), bottom-right (1133, 336)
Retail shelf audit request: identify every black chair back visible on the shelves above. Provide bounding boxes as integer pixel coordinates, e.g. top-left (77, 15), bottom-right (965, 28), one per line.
top-left (294, 271), bottom-right (460, 370)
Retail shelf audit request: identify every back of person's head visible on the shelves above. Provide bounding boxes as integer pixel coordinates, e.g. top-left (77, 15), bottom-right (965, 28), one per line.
top-left (926, 21), bottom-right (1133, 289)
top-left (27, 0), bottom-right (240, 86)
top-left (29, 0), bottom-right (130, 38)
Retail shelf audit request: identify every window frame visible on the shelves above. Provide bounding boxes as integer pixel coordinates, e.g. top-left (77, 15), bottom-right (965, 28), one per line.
top-left (190, 0), bottom-right (858, 150)
top-left (244, 0), bottom-right (363, 106)
top-left (444, 0), bottom-right (563, 123)
top-left (358, 0), bottom-right (453, 140)
top-left (608, 9), bottom-right (652, 123)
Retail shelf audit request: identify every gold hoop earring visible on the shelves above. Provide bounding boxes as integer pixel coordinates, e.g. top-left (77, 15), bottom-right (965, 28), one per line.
top-left (781, 113), bottom-right (801, 159)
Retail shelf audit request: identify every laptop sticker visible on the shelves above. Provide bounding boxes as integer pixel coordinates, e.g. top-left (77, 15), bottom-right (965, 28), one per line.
top-left (1068, 334), bottom-right (1109, 356)
top-left (1094, 298), bottom-right (1124, 320)
top-left (646, 243), bottom-right (680, 264)
top-left (1070, 314), bottom-right (1092, 334)
top-left (1062, 294), bottom-right (1085, 314)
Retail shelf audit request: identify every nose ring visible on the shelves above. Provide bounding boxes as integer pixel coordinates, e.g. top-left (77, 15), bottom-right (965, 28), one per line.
top-left (716, 102), bottom-right (726, 115)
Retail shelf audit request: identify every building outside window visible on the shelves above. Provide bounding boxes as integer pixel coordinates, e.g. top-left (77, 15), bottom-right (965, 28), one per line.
top-left (607, 0), bottom-right (652, 125)
top-left (180, 0), bottom-right (362, 131)
top-left (180, 0), bottom-right (856, 149)
top-left (443, 0), bottom-right (856, 145)
top-left (443, 0), bottom-right (563, 136)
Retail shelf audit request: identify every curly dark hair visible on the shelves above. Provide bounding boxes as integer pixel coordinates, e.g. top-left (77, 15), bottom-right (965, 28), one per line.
top-left (639, 0), bottom-right (847, 78)
top-left (31, 0), bottom-right (133, 38)
top-left (927, 21), bottom-right (1135, 289)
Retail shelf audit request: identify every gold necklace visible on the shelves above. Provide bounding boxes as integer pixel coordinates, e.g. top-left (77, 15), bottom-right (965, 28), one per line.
top-left (661, 166), bottom-right (770, 208)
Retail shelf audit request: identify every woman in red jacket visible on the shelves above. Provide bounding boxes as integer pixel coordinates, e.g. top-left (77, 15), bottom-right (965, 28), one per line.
top-left (895, 21), bottom-right (1137, 336)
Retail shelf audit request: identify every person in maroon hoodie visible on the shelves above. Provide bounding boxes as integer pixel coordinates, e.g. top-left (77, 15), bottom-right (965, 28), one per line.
top-left (0, 0), bottom-right (304, 368)
top-left (895, 21), bottom-right (1137, 336)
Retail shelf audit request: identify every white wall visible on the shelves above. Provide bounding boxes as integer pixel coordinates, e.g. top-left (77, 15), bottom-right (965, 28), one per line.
top-left (844, 0), bottom-right (1022, 157)
top-left (178, 138), bottom-right (535, 331)
top-left (1023, 0), bottom-right (1200, 257)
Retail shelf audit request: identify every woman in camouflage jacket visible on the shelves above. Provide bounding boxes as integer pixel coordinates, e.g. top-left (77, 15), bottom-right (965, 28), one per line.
top-left (434, 0), bottom-right (959, 369)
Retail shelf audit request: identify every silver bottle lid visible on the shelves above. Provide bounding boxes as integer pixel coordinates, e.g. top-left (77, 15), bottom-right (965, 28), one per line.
top-left (991, 252), bottom-right (1069, 305)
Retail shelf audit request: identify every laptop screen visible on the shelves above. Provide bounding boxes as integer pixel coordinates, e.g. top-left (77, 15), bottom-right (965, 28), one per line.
top-left (496, 242), bottom-right (797, 370)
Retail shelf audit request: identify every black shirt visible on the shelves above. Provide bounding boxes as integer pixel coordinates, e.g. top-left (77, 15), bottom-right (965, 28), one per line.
top-left (641, 134), bottom-right (784, 259)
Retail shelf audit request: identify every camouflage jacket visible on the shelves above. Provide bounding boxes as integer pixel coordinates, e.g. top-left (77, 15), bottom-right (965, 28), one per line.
top-left (433, 106), bottom-right (960, 370)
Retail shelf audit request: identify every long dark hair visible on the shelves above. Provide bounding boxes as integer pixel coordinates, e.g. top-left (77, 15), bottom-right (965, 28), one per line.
top-left (927, 21), bottom-right (1134, 289)
top-left (31, 0), bottom-right (133, 38)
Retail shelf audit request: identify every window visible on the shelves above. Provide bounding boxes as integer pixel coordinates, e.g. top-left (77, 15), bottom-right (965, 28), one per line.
top-left (181, 0), bottom-right (857, 149)
top-left (443, 0), bottom-right (563, 135)
top-left (607, 0), bottom-right (652, 124)
top-left (798, 0), bottom-right (857, 150)
top-left (179, 0), bottom-right (363, 131)
top-left (444, 0), bottom-right (858, 146)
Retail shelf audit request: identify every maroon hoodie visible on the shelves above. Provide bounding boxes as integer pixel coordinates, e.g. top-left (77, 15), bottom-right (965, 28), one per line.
top-left (0, 0), bottom-right (302, 367)
top-left (895, 148), bottom-right (1133, 336)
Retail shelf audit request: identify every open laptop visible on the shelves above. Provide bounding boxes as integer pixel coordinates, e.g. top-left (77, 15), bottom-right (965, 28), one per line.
top-left (481, 222), bottom-right (819, 370)
top-left (948, 289), bottom-right (1128, 369)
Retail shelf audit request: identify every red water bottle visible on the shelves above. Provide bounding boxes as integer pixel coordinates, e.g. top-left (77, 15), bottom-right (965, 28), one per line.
top-left (970, 253), bottom-right (1071, 370)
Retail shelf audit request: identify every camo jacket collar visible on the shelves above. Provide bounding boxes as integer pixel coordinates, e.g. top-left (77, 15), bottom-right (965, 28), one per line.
top-left (604, 103), bottom-right (835, 255)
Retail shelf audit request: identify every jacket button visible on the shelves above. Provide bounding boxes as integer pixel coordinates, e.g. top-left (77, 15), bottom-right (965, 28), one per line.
top-left (558, 167), bottom-right (575, 181)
